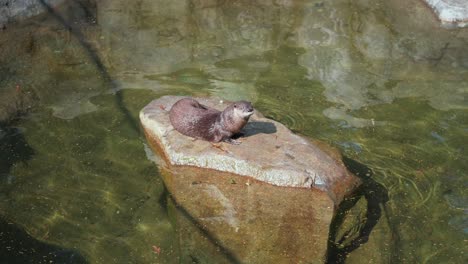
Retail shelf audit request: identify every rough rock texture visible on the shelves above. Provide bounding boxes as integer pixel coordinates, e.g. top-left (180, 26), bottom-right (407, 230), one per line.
top-left (162, 166), bottom-right (334, 264)
top-left (423, 0), bottom-right (468, 27)
top-left (140, 96), bottom-right (361, 205)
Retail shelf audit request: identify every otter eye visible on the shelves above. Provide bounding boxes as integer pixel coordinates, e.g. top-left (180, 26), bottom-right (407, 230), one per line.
top-left (234, 104), bottom-right (237, 108)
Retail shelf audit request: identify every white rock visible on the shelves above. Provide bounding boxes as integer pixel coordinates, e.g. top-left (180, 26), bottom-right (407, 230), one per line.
top-left (424, 0), bottom-right (468, 27)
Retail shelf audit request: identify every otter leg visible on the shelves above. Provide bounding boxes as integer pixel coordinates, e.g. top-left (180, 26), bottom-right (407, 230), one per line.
top-left (210, 142), bottom-right (231, 153)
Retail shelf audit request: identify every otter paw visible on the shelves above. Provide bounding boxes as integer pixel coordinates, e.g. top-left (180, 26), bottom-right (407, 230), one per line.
top-left (224, 138), bottom-right (242, 145)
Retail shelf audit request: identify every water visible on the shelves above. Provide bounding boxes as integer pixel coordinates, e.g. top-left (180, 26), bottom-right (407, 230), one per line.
top-left (0, 0), bottom-right (467, 263)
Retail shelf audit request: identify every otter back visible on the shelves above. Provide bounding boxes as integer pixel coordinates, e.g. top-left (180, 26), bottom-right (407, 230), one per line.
top-left (169, 98), bottom-right (220, 141)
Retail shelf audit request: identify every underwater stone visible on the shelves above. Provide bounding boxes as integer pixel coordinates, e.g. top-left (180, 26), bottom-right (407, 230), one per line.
top-left (0, 88), bottom-right (36, 123)
top-left (140, 95), bottom-right (361, 205)
top-left (423, 0), bottom-right (468, 28)
top-left (0, 0), bottom-right (65, 26)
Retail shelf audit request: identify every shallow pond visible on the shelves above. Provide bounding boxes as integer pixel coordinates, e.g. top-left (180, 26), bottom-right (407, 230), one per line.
top-left (0, 0), bottom-right (467, 263)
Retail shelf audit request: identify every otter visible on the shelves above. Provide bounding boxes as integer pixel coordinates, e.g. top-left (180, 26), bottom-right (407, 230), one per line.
top-left (169, 98), bottom-right (254, 144)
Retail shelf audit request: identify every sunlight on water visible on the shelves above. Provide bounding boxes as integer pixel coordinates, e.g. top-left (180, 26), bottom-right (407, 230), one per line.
top-left (0, 0), bottom-right (467, 263)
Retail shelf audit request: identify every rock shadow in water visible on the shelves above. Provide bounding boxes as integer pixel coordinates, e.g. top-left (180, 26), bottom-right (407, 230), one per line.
top-left (326, 156), bottom-right (392, 264)
top-left (0, 216), bottom-right (88, 264)
top-left (0, 124), bottom-right (35, 182)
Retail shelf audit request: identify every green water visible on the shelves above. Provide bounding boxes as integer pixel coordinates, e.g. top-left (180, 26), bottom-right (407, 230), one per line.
top-left (1, 0), bottom-right (467, 263)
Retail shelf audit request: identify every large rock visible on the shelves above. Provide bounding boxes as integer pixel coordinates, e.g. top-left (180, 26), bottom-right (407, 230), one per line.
top-left (423, 0), bottom-right (468, 27)
top-left (141, 96), bottom-right (360, 204)
top-left (140, 95), bottom-right (361, 262)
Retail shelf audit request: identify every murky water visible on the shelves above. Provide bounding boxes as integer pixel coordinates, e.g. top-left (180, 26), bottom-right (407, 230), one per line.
top-left (1, 0), bottom-right (467, 263)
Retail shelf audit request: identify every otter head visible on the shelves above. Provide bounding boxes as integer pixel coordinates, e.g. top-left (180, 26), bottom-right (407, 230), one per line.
top-left (231, 101), bottom-right (254, 121)
top-left (220, 101), bottom-right (254, 135)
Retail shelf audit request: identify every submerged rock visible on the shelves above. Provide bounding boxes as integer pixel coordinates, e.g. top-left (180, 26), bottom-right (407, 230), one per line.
top-left (140, 95), bottom-right (361, 262)
top-left (0, 88), bottom-right (36, 123)
top-left (0, 0), bottom-right (65, 26)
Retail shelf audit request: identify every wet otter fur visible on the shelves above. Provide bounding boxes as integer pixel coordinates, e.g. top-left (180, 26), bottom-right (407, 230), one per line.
top-left (169, 98), bottom-right (254, 144)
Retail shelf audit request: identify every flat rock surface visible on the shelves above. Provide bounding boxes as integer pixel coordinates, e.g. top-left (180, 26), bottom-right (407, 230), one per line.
top-left (423, 0), bottom-right (468, 27)
top-left (140, 96), bottom-right (360, 204)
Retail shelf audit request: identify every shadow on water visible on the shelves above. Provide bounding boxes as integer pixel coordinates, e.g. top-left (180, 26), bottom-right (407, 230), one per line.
top-left (0, 123), bottom-right (85, 263)
top-left (0, 123), bottom-right (34, 178)
top-left (69, 0), bottom-right (96, 20)
top-left (37, 0), bottom-right (139, 133)
top-left (326, 157), bottom-right (392, 264)
top-left (0, 216), bottom-right (88, 264)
